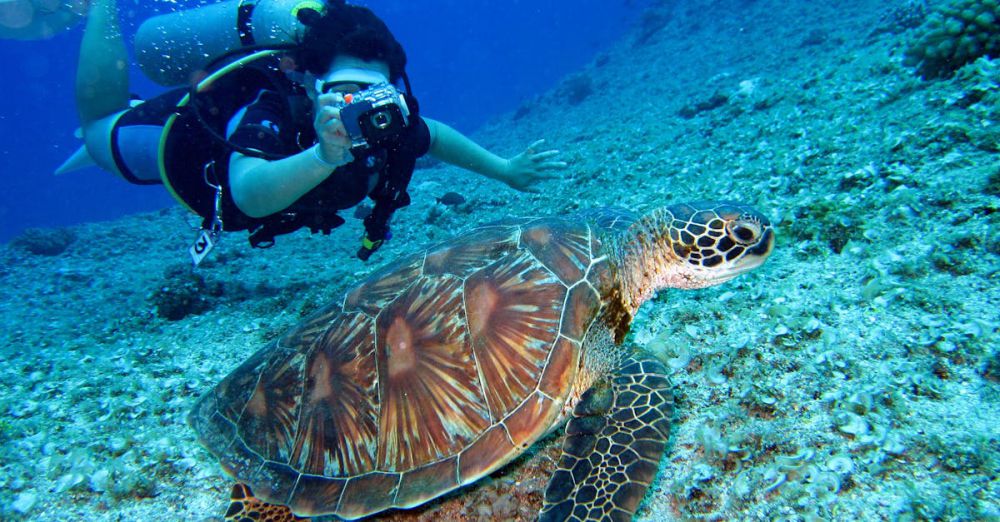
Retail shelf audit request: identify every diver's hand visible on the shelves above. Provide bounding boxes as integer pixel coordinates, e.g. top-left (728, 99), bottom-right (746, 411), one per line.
top-left (502, 139), bottom-right (567, 193)
top-left (313, 92), bottom-right (352, 167)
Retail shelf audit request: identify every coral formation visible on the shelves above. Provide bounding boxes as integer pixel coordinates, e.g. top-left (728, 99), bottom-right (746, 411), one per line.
top-left (147, 265), bottom-right (221, 321)
top-left (558, 73), bottom-right (594, 106)
top-left (677, 92), bottom-right (729, 119)
top-left (870, 0), bottom-right (928, 39)
top-left (634, 6), bottom-right (671, 46)
top-left (784, 194), bottom-right (861, 254)
top-left (904, 0), bottom-right (1000, 79)
top-left (10, 227), bottom-right (76, 256)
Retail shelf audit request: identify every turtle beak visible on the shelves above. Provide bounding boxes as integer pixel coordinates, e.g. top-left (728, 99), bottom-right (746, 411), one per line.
top-left (741, 227), bottom-right (775, 268)
top-left (750, 227), bottom-right (775, 258)
top-left (707, 226), bottom-right (775, 284)
top-left (672, 209), bottom-right (775, 288)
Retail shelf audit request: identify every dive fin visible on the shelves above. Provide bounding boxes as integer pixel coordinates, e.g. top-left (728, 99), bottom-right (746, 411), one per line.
top-left (54, 145), bottom-right (96, 175)
top-left (59, 98), bottom-right (140, 176)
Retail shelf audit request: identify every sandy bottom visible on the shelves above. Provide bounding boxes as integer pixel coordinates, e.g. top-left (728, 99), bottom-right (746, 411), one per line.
top-left (1, 0), bottom-right (998, 520)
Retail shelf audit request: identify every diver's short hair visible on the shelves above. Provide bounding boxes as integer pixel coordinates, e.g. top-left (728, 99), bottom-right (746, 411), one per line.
top-left (296, 0), bottom-right (407, 83)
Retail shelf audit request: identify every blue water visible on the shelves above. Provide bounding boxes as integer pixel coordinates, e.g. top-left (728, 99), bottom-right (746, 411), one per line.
top-left (0, 0), bottom-right (648, 243)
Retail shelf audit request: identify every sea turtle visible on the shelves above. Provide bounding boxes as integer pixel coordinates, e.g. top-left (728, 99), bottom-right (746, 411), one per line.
top-left (190, 200), bottom-right (774, 521)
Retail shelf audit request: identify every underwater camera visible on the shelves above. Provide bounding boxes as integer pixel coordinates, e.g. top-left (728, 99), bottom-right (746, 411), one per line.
top-left (337, 83), bottom-right (410, 149)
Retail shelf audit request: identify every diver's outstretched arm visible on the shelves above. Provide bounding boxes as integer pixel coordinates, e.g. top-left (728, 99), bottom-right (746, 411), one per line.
top-left (75, 0), bottom-right (130, 125)
top-left (424, 117), bottom-right (566, 193)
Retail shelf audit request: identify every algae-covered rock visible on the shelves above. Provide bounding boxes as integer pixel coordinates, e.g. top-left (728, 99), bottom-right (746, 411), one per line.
top-left (904, 0), bottom-right (1000, 79)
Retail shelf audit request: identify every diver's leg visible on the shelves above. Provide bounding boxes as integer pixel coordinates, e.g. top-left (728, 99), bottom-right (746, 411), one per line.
top-left (75, 0), bottom-right (129, 125)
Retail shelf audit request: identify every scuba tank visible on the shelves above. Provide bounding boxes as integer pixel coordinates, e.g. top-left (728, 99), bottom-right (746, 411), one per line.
top-left (135, 0), bottom-right (323, 86)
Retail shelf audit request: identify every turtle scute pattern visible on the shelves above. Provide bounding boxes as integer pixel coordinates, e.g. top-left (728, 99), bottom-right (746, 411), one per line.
top-left (191, 212), bottom-right (628, 519)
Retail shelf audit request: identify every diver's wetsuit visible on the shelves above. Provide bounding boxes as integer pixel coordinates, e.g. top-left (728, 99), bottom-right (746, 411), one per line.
top-left (228, 89), bottom-right (430, 227)
top-left (107, 85), bottom-right (430, 245)
top-left (223, 89), bottom-right (431, 244)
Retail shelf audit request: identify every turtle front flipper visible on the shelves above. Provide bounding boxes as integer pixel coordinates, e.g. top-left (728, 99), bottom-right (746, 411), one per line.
top-left (540, 357), bottom-right (674, 522)
top-left (224, 483), bottom-right (310, 522)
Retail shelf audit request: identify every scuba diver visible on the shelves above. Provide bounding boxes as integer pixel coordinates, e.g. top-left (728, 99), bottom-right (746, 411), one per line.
top-left (66, 0), bottom-right (566, 263)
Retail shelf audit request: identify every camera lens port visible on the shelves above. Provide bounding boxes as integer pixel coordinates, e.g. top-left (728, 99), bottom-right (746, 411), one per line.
top-left (371, 110), bottom-right (392, 129)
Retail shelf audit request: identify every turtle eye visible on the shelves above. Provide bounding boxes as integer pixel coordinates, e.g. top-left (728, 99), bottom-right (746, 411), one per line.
top-left (727, 218), bottom-right (761, 245)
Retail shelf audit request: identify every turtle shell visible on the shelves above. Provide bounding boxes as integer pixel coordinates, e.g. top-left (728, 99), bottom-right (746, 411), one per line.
top-left (190, 210), bottom-right (636, 519)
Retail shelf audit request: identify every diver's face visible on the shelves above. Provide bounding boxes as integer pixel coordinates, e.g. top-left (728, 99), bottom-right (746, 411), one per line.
top-left (311, 55), bottom-right (391, 97)
top-left (327, 55), bottom-right (391, 80)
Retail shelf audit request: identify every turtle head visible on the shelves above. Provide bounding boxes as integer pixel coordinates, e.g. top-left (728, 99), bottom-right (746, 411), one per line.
top-left (657, 201), bottom-right (774, 288)
top-left (614, 201), bottom-right (773, 311)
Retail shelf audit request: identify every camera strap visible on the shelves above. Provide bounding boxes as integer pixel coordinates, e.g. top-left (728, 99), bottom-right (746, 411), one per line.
top-left (360, 141), bottom-right (413, 260)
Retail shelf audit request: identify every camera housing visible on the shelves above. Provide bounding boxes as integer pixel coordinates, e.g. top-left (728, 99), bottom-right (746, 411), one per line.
top-left (337, 83), bottom-right (410, 149)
